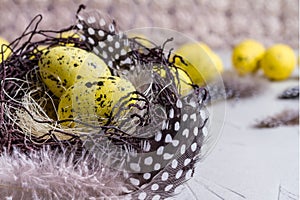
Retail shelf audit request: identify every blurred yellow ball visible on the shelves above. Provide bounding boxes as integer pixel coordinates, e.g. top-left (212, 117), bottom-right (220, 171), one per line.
top-left (0, 37), bottom-right (12, 62)
top-left (39, 46), bottom-right (111, 97)
top-left (197, 43), bottom-right (224, 73)
top-left (210, 51), bottom-right (223, 73)
top-left (232, 39), bottom-right (265, 75)
top-left (261, 44), bottom-right (296, 81)
top-left (58, 76), bottom-right (137, 128)
top-left (173, 42), bottom-right (223, 86)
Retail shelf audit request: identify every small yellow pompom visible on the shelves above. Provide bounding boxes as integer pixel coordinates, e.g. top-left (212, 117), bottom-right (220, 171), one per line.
top-left (173, 42), bottom-right (223, 86)
top-left (38, 46), bottom-right (111, 97)
top-left (232, 39), bottom-right (265, 75)
top-left (58, 76), bottom-right (137, 128)
top-left (261, 44), bottom-right (296, 81)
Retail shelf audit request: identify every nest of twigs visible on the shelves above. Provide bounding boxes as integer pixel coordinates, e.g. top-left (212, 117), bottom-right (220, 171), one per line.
top-left (0, 5), bottom-right (211, 199)
top-left (0, 14), bottom-right (86, 154)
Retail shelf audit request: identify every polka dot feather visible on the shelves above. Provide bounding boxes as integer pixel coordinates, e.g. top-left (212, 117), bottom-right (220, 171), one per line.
top-left (75, 7), bottom-right (210, 200)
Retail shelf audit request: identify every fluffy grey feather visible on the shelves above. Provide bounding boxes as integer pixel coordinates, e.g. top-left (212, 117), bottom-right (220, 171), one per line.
top-left (254, 109), bottom-right (299, 128)
top-left (278, 86), bottom-right (299, 99)
top-left (206, 70), bottom-right (267, 104)
top-left (0, 148), bottom-right (127, 200)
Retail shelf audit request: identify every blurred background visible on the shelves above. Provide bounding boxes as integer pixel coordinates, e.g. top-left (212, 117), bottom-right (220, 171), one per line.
top-left (0, 0), bottom-right (298, 50)
top-left (0, 1), bottom-right (298, 199)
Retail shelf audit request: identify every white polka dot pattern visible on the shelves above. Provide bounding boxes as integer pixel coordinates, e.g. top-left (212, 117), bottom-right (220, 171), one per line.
top-left (76, 10), bottom-right (134, 74)
top-left (76, 9), bottom-right (209, 200)
top-left (127, 92), bottom-right (209, 199)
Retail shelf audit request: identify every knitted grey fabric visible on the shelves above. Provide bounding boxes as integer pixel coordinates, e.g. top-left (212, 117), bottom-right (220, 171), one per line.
top-left (0, 0), bottom-right (298, 49)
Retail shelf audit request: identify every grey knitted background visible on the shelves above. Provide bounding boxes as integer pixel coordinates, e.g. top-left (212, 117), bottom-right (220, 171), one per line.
top-left (0, 0), bottom-right (298, 49)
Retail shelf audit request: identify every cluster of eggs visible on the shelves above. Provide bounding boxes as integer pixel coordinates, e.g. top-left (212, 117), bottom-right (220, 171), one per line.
top-left (36, 32), bottom-right (225, 128)
top-left (38, 45), bottom-right (137, 128)
top-left (1, 33), bottom-right (223, 129)
top-left (232, 39), bottom-right (297, 80)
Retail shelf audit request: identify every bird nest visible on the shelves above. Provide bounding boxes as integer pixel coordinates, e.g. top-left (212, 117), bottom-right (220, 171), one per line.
top-left (0, 5), bottom-right (210, 199)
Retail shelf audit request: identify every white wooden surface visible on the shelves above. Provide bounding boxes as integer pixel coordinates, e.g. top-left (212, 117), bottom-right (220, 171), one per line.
top-left (176, 51), bottom-right (299, 200)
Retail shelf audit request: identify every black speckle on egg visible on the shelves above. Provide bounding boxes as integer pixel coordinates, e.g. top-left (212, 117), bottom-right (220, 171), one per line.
top-left (85, 82), bottom-right (93, 88)
top-left (57, 55), bottom-right (65, 61)
top-left (96, 97), bottom-right (102, 102)
top-left (107, 100), bottom-right (113, 107)
top-left (62, 79), bottom-right (67, 86)
top-left (97, 81), bottom-right (104, 86)
top-left (104, 113), bottom-right (111, 118)
top-left (77, 75), bottom-right (82, 79)
top-left (96, 94), bottom-right (103, 101)
top-left (91, 62), bottom-right (97, 69)
top-left (44, 50), bottom-right (50, 55)
top-left (99, 100), bottom-right (105, 108)
top-left (74, 63), bottom-right (79, 67)
top-left (47, 74), bottom-right (59, 83)
top-left (107, 77), bottom-right (116, 80)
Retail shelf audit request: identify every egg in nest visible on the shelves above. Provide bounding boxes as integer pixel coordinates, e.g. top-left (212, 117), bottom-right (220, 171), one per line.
top-left (39, 46), bottom-right (111, 97)
top-left (58, 76), bottom-right (137, 128)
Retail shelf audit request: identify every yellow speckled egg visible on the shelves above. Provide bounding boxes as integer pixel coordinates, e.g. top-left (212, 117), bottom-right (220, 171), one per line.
top-left (39, 46), bottom-right (111, 97)
top-left (0, 37), bottom-right (12, 62)
top-left (58, 76), bottom-right (137, 127)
